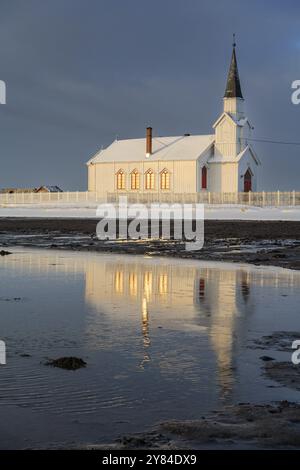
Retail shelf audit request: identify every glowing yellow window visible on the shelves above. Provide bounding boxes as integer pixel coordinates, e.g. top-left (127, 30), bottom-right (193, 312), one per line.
top-left (116, 170), bottom-right (126, 190)
top-left (145, 169), bottom-right (154, 190)
top-left (131, 170), bottom-right (140, 190)
top-left (160, 169), bottom-right (170, 190)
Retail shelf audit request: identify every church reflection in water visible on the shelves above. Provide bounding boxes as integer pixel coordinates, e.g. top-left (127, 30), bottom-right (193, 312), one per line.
top-left (83, 254), bottom-right (299, 397)
top-left (193, 269), bottom-right (252, 396)
top-left (3, 250), bottom-right (300, 398)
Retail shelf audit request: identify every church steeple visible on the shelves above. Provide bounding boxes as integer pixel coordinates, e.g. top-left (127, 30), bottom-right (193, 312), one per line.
top-left (224, 35), bottom-right (243, 99)
top-left (213, 36), bottom-right (251, 162)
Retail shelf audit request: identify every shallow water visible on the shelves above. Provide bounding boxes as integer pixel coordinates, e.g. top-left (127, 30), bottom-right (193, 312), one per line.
top-left (0, 248), bottom-right (299, 449)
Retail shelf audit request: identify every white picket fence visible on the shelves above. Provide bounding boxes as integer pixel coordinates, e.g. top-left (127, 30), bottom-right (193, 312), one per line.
top-left (108, 191), bottom-right (300, 207)
top-left (0, 191), bottom-right (299, 207)
top-left (0, 191), bottom-right (105, 205)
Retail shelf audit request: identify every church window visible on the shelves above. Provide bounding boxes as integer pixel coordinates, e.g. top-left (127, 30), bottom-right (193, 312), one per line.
top-left (130, 169), bottom-right (140, 190)
top-left (145, 169), bottom-right (155, 190)
top-left (116, 169), bottom-right (126, 190)
top-left (160, 169), bottom-right (170, 190)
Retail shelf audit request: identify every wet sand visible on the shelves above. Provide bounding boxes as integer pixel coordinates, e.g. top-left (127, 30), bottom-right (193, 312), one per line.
top-left (94, 331), bottom-right (300, 450)
top-left (92, 401), bottom-right (300, 450)
top-left (93, 349), bottom-right (300, 450)
top-left (250, 332), bottom-right (300, 393)
top-left (0, 218), bottom-right (300, 270)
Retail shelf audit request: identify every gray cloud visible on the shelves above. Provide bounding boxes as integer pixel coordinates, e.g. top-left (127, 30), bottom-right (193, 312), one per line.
top-left (0, 0), bottom-right (299, 189)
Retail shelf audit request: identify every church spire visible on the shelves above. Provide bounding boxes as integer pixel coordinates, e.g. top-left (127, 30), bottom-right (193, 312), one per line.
top-left (224, 34), bottom-right (243, 99)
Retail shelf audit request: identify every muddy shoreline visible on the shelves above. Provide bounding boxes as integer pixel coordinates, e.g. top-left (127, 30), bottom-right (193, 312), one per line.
top-left (96, 330), bottom-right (300, 450)
top-left (93, 401), bottom-right (300, 450)
top-left (0, 218), bottom-right (300, 270)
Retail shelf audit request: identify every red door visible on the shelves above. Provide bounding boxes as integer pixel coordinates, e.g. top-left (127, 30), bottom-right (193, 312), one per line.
top-left (201, 166), bottom-right (207, 189)
top-left (244, 169), bottom-right (252, 192)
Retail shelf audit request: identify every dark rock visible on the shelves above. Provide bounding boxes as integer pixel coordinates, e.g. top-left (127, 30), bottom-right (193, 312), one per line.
top-left (250, 332), bottom-right (300, 352)
top-left (45, 356), bottom-right (86, 370)
top-left (0, 250), bottom-right (11, 256)
top-left (260, 355), bottom-right (275, 361)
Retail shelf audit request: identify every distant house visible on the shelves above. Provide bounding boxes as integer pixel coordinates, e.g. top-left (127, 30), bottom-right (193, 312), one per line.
top-left (35, 185), bottom-right (63, 193)
top-left (0, 185), bottom-right (63, 194)
top-left (0, 187), bottom-right (36, 194)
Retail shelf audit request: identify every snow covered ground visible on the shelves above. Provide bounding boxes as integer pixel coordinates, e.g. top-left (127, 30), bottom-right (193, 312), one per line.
top-left (205, 205), bottom-right (300, 221)
top-left (0, 204), bottom-right (299, 220)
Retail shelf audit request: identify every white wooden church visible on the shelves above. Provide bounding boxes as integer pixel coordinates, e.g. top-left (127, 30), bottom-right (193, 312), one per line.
top-left (87, 42), bottom-right (260, 195)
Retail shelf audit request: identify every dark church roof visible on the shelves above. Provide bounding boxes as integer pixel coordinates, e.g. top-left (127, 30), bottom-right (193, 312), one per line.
top-left (224, 45), bottom-right (243, 99)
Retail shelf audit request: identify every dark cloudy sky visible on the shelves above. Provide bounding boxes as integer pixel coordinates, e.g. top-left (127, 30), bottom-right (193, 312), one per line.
top-left (0, 0), bottom-right (299, 190)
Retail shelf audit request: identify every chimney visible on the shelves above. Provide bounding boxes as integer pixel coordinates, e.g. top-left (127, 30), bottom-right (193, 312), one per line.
top-left (146, 126), bottom-right (152, 158)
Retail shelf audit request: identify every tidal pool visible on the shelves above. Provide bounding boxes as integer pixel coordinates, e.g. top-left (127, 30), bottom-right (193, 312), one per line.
top-left (0, 248), bottom-right (299, 449)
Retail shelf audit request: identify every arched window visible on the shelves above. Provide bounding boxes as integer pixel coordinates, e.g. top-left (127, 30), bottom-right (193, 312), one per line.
top-left (130, 169), bottom-right (140, 190)
top-left (201, 166), bottom-right (207, 190)
top-left (244, 168), bottom-right (252, 192)
top-left (160, 169), bottom-right (170, 190)
top-left (145, 169), bottom-right (155, 190)
top-left (116, 169), bottom-right (126, 190)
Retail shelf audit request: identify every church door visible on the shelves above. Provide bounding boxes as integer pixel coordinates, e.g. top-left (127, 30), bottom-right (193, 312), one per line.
top-left (244, 169), bottom-right (252, 192)
top-left (201, 166), bottom-right (207, 190)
